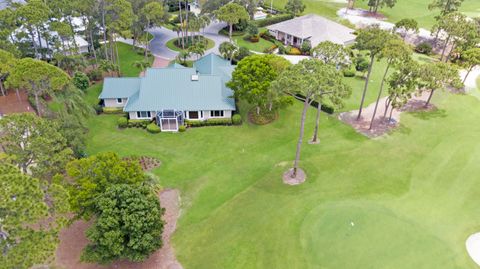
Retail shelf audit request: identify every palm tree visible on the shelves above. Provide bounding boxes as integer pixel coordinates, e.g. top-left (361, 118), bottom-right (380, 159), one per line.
top-left (133, 60), bottom-right (152, 72)
top-left (176, 50), bottom-right (191, 65)
top-left (219, 42), bottom-right (237, 62)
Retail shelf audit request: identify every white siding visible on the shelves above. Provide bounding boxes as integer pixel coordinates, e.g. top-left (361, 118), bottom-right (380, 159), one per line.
top-left (104, 98), bottom-right (127, 108)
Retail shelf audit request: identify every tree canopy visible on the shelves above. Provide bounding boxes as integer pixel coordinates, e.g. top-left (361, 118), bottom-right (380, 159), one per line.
top-left (285, 0), bottom-right (306, 16)
top-left (0, 163), bottom-right (69, 269)
top-left (81, 184), bottom-right (164, 264)
top-left (0, 113), bottom-right (73, 179)
top-left (227, 54), bottom-right (292, 115)
top-left (65, 152), bottom-right (147, 219)
top-left (214, 3), bottom-right (249, 41)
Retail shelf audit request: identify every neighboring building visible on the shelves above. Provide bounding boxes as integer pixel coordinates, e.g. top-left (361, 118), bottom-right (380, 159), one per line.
top-left (99, 53), bottom-right (236, 132)
top-left (267, 14), bottom-right (356, 47)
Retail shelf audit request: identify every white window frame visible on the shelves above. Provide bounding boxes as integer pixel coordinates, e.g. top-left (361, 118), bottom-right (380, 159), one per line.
top-left (210, 110), bottom-right (224, 118)
top-left (116, 98), bottom-right (123, 104)
top-left (136, 111), bottom-right (151, 119)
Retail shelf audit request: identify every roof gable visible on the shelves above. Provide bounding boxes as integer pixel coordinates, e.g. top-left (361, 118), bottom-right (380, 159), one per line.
top-left (99, 77), bottom-right (140, 99)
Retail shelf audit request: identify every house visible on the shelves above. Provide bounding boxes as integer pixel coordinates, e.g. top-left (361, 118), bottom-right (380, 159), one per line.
top-left (99, 53), bottom-right (236, 132)
top-left (267, 14), bottom-right (356, 48)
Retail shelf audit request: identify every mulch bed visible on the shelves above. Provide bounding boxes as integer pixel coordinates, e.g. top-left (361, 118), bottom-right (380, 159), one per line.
top-left (0, 90), bottom-right (35, 115)
top-left (248, 108), bottom-right (278, 125)
top-left (123, 156), bottom-right (161, 171)
top-left (283, 168), bottom-right (306, 185)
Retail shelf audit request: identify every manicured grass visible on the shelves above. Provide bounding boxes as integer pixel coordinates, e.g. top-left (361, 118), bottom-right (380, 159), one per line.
top-left (233, 35), bottom-right (277, 53)
top-left (271, 0), bottom-right (479, 28)
top-left (83, 36), bottom-right (480, 269)
top-left (85, 88), bottom-right (480, 269)
top-left (116, 42), bottom-right (154, 77)
top-left (166, 37), bottom-right (215, 52)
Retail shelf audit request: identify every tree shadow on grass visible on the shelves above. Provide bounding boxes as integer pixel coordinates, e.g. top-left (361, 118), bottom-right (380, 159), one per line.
top-left (410, 109), bottom-right (447, 120)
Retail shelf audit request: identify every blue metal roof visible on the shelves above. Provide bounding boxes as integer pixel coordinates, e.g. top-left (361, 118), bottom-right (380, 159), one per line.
top-left (99, 77), bottom-right (140, 99)
top-left (100, 54), bottom-right (236, 112)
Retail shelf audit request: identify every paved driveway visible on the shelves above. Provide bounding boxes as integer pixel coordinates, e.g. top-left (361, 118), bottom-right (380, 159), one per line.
top-left (148, 21), bottom-right (229, 60)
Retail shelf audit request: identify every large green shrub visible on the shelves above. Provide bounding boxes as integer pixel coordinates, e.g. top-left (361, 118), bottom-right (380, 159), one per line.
top-left (185, 118), bottom-right (233, 127)
top-left (117, 117), bottom-right (128, 128)
top-left (178, 125), bottom-right (186, 132)
top-left (343, 68), bottom-right (356, 77)
top-left (87, 69), bottom-right (102, 81)
top-left (128, 119), bottom-right (151, 128)
top-left (146, 123), bottom-right (161, 133)
top-left (415, 42), bottom-right (433, 55)
top-left (102, 107), bottom-right (124, 114)
top-left (73, 72), bottom-right (90, 91)
top-left (232, 114), bottom-right (242, 125)
top-left (255, 14), bottom-right (294, 27)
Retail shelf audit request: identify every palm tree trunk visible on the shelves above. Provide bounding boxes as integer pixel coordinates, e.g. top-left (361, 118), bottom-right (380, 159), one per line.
top-left (311, 102), bottom-right (322, 143)
top-left (383, 97), bottom-right (391, 119)
top-left (293, 97), bottom-right (310, 178)
top-left (369, 63), bottom-right (390, 130)
top-left (102, 8), bottom-right (109, 61)
top-left (446, 43), bottom-right (456, 62)
top-left (229, 23), bottom-right (233, 42)
top-left (463, 66), bottom-right (473, 84)
top-left (115, 39), bottom-right (121, 76)
top-left (357, 54), bottom-right (375, 120)
top-left (34, 92), bottom-right (41, 117)
top-left (425, 89), bottom-right (435, 107)
top-left (29, 30), bottom-right (39, 58)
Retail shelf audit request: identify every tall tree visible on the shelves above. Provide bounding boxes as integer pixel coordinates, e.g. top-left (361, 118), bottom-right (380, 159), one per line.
top-left (271, 59), bottom-right (341, 178)
top-left (384, 60), bottom-right (420, 119)
top-left (393, 18), bottom-right (419, 40)
top-left (81, 184), bottom-right (164, 264)
top-left (0, 113), bottom-right (74, 179)
top-left (0, 49), bottom-right (16, 96)
top-left (428, 0), bottom-right (465, 15)
top-left (365, 0), bottom-right (397, 14)
top-left (418, 61), bottom-right (462, 107)
top-left (65, 152), bottom-right (147, 219)
top-left (0, 163), bottom-right (69, 269)
top-left (369, 37), bottom-right (411, 130)
top-left (227, 54), bottom-right (291, 115)
top-left (5, 58), bottom-right (71, 116)
top-left (460, 48), bottom-right (480, 84)
top-left (140, 2), bottom-right (164, 60)
top-left (219, 41), bottom-right (237, 62)
top-left (285, 0), bottom-right (306, 16)
top-left (310, 69), bottom-right (351, 144)
top-left (214, 3), bottom-right (249, 41)
top-left (17, 0), bottom-right (51, 58)
top-left (311, 41), bottom-right (351, 68)
top-left (354, 26), bottom-right (391, 120)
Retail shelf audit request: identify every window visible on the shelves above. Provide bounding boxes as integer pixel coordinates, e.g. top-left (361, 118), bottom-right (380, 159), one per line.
top-left (136, 111), bottom-right (151, 118)
top-left (210, 110), bottom-right (224, 117)
top-left (188, 111), bottom-right (199, 119)
top-left (116, 98), bottom-right (123, 104)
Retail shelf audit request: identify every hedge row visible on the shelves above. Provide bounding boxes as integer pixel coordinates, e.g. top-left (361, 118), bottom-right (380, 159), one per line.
top-left (128, 119), bottom-right (151, 128)
top-left (185, 118), bottom-right (233, 127)
top-left (254, 14), bottom-right (294, 27)
top-left (103, 107), bottom-right (123, 114)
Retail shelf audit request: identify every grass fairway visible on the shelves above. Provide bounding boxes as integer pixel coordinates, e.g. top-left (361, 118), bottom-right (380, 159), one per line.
top-left (271, 0), bottom-right (480, 28)
top-left (85, 82), bottom-right (480, 268)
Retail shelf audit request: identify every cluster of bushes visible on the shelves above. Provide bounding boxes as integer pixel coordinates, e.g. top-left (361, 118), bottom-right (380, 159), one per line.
top-left (259, 31), bottom-right (276, 42)
top-left (415, 42), bottom-right (433, 55)
top-left (103, 107), bottom-right (124, 114)
top-left (185, 115), bottom-right (242, 127)
top-left (87, 69), bottom-right (103, 82)
top-left (342, 68), bottom-right (356, 77)
top-left (146, 123), bottom-right (161, 133)
top-left (255, 14), bottom-right (294, 27)
top-left (117, 117), bottom-right (152, 129)
top-left (286, 46), bottom-right (302, 55)
top-left (263, 44), bottom-right (278, 54)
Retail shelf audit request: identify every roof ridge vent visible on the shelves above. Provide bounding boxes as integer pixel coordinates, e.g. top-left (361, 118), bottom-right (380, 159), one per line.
top-left (191, 74), bottom-right (199, 81)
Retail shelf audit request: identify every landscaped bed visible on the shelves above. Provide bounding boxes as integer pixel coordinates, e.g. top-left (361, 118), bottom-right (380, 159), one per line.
top-left (166, 36), bottom-right (215, 52)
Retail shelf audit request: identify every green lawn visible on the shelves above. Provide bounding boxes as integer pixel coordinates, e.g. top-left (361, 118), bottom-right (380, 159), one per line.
top-left (85, 88), bottom-right (480, 269)
top-left (84, 47), bottom-right (480, 268)
top-left (271, 0), bottom-right (480, 28)
top-left (116, 42), bottom-right (153, 77)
